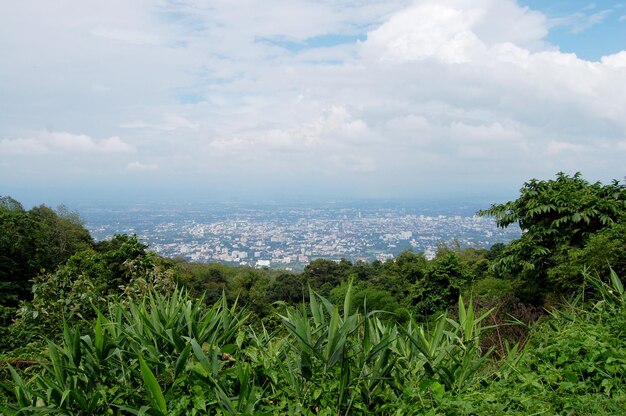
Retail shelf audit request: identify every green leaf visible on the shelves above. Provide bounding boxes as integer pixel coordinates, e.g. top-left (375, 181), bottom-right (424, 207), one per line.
top-left (343, 281), bottom-right (353, 321)
top-left (610, 268), bottom-right (624, 296)
top-left (138, 354), bottom-right (167, 414)
top-left (174, 343), bottom-right (192, 379)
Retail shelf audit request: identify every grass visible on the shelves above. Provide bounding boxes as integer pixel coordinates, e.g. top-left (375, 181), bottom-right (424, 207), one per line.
top-left (3, 272), bottom-right (626, 415)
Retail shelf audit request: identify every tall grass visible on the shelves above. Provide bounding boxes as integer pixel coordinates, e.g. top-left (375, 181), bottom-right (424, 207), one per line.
top-left (4, 285), bottom-right (500, 415)
top-left (4, 288), bottom-right (250, 415)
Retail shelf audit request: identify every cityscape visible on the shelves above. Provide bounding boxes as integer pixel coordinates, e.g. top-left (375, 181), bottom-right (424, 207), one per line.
top-left (82, 200), bottom-right (520, 270)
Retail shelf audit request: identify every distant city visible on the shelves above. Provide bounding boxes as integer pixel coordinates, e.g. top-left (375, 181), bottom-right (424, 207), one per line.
top-left (81, 200), bottom-right (520, 271)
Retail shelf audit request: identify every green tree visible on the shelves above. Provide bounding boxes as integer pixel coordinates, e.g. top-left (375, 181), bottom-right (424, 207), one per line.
top-left (479, 172), bottom-right (626, 299)
top-left (0, 205), bottom-right (40, 305)
top-left (302, 258), bottom-right (351, 296)
top-left (14, 234), bottom-right (175, 340)
top-left (231, 269), bottom-right (272, 318)
top-left (548, 221), bottom-right (626, 292)
top-left (0, 198), bottom-right (93, 308)
top-left (412, 252), bottom-right (472, 317)
top-left (268, 272), bottom-right (307, 304)
top-left (30, 204), bottom-right (92, 264)
top-left (368, 250), bottom-right (427, 304)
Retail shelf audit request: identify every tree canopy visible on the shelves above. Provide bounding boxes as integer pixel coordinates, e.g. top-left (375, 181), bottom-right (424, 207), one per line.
top-left (479, 172), bottom-right (626, 298)
top-left (0, 199), bottom-right (93, 308)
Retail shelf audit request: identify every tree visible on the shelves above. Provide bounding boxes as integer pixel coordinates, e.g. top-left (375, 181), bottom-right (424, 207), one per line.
top-left (269, 272), bottom-right (307, 304)
top-left (412, 252), bottom-right (472, 317)
top-left (479, 172), bottom-right (626, 298)
top-left (15, 234), bottom-right (175, 339)
top-left (0, 198), bottom-right (93, 309)
top-left (547, 221), bottom-right (626, 292)
top-left (0, 196), bottom-right (24, 211)
top-left (231, 269), bottom-right (272, 317)
top-left (302, 258), bottom-right (351, 296)
top-left (0, 206), bottom-right (41, 305)
top-left (367, 250), bottom-right (428, 304)
top-left (29, 204), bottom-right (93, 267)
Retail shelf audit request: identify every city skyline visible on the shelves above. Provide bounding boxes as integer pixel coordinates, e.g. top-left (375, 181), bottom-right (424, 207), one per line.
top-left (82, 200), bottom-right (521, 269)
top-left (1, 1), bottom-right (625, 204)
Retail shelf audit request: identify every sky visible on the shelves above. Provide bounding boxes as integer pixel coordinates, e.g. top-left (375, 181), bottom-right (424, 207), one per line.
top-left (1, 0), bottom-right (625, 206)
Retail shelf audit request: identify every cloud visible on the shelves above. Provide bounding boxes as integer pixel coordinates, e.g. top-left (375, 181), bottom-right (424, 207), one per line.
top-left (550, 9), bottom-right (613, 34)
top-left (91, 83), bottom-right (111, 93)
top-left (546, 140), bottom-right (589, 155)
top-left (357, 1), bottom-right (626, 130)
top-left (209, 105), bottom-right (372, 157)
top-left (121, 114), bottom-right (199, 131)
top-left (363, 0), bottom-right (548, 63)
top-left (209, 137), bottom-right (252, 152)
top-left (0, 138), bottom-right (50, 155)
top-left (601, 51), bottom-right (626, 68)
top-left (1, 0), bottom-right (625, 196)
top-left (0, 131), bottom-right (134, 155)
top-left (330, 153), bottom-right (376, 173)
top-left (90, 26), bottom-right (160, 45)
top-left (126, 161), bottom-right (160, 171)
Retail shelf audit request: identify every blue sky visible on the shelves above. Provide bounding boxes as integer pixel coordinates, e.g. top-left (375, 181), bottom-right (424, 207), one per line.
top-left (1, 0), bottom-right (625, 206)
top-left (520, 0), bottom-right (626, 60)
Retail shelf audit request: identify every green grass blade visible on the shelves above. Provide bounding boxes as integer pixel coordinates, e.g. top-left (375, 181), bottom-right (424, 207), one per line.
top-left (343, 282), bottom-right (353, 321)
top-left (138, 355), bottom-right (167, 414)
top-left (174, 343), bottom-right (192, 379)
top-left (609, 267), bottom-right (624, 295)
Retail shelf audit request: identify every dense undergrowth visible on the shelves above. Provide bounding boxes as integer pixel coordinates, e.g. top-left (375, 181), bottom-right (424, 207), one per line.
top-left (1, 173), bottom-right (626, 414)
top-left (1, 271), bottom-right (625, 415)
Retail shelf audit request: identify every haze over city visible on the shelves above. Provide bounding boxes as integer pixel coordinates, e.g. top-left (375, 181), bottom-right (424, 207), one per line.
top-left (1, 0), bottom-right (625, 206)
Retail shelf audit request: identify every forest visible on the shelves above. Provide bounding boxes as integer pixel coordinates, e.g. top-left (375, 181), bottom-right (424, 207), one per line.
top-left (1, 172), bottom-right (626, 415)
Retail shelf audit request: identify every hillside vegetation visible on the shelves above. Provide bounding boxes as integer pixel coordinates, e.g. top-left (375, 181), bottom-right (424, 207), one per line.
top-left (1, 172), bottom-right (625, 415)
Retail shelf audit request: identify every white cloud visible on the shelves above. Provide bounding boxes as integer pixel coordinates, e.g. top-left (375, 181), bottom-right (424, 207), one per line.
top-left (0, 138), bottom-right (50, 155)
top-left (1, 0), bottom-right (625, 196)
top-left (546, 140), bottom-right (589, 155)
top-left (601, 51), bottom-right (626, 68)
top-left (330, 153), bottom-right (376, 172)
top-left (550, 8), bottom-right (613, 34)
top-left (363, 0), bottom-right (548, 63)
top-left (209, 137), bottom-right (252, 152)
top-left (126, 161), bottom-right (159, 171)
top-left (209, 105), bottom-right (372, 158)
top-left (90, 26), bottom-right (160, 45)
top-left (121, 114), bottom-right (199, 131)
top-left (91, 83), bottom-right (111, 93)
top-left (0, 131), bottom-right (134, 155)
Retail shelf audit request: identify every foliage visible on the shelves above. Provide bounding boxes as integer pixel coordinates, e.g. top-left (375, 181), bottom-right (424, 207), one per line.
top-left (303, 259), bottom-right (352, 297)
top-left (412, 252), bottom-right (473, 317)
top-left (479, 172), bottom-right (626, 299)
top-left (3, 288), bottom-right (249, 415)
top-left (267, 272), bottom-right (307, 304)
top-left (470, 276), bottom-right (514, 302)
top-left (548, 221), bottom-right (626, 292)
top-left (0, 198), bottom-right (93, 308)
top-left (4, 177), bottom-right (626, 414)
top-left (172, 262), bottom-right (236, 304)
top-left (3, 269), bottom-right (626, 415)
top-left (0, 197), bottom-right (94, 352)
top-left (382, 271), bottom-right (626, 415)
top-left (11, 235), bottom-right (176, 344)
top-left (2, 286), bottom-right (497, 415)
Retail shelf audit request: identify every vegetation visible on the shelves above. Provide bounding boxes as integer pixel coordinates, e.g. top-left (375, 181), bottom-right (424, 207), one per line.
top-left (1, 171), bottom-right (625, 414)
top-left (1, 197), bottom-right (92, 308)
top-left (478, 172), bottom-right (626, 301)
